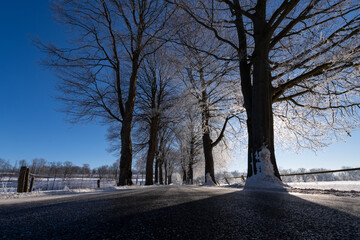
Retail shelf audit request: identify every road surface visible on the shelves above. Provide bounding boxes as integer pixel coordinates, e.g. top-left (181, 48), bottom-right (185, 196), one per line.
top-left (0, 186), bottom-right (359, 239)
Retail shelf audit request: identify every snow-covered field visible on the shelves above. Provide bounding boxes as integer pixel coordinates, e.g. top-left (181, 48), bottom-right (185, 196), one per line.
top-left (0, 177), bottom-right (118, 193)
top-left (286, 181), bottom-right (360, 191)
top-left (0, 185), bottom-right (147, 202)
top-left (0, 177), bottom-right (146, 200)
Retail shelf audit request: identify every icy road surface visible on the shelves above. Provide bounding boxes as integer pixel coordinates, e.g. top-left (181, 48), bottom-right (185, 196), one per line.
top-left (0, 186), bottom-right (359, 239)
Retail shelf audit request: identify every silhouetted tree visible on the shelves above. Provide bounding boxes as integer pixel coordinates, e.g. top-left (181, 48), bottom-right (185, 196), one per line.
top-left (38, 0), bottom-right (177, 185)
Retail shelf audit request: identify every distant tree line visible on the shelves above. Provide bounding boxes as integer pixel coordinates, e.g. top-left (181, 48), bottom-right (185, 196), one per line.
top-left (2, 157), bottom-right (359, 184)
top-left (0, 158), bottom-right (121, 181)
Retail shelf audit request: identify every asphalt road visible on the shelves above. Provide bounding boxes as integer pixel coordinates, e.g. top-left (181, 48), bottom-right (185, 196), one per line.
top-left (0, 186), bottom-right (359, 240)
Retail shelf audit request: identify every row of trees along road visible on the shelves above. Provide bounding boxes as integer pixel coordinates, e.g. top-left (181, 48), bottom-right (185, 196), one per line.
top-left (38, 0), bottom-right (360, 185)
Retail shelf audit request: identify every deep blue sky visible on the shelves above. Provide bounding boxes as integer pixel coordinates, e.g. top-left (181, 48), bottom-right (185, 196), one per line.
top-left (0, 1), bottom-right (359, 171)
top-left (0, 1), bottom-right (115, 169)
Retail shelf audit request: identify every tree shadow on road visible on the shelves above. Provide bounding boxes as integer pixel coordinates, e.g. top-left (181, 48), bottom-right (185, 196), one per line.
top-left (105, 189), bottom-right (360, 239)
top-left (1, 188), bottom-right (359, 240)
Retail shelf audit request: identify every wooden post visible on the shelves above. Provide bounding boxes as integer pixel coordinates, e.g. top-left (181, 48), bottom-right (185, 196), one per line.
top-left (17, 166), bottom-right (27, 193)
top-left (97, 179), bottom-right (100, 188)
top-left (29, 177), bottom-right (35, 192)
top-left (23, 168), bottom-right (30, 192)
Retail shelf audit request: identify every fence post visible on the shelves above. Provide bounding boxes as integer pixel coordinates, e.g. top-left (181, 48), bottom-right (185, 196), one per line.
top-left (17, 166), bottom-right (27, 193)
top-left (23, 168), bottom-right (30, 193)
top-left (29, 177), bottom-right (35, 192)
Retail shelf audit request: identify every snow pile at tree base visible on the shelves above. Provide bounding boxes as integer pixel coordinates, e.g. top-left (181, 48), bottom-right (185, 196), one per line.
top-left (202, 173), bottom-right (217, 186)
top-left (244, 147), bottom-right (288, 190)
top-left (244, 175), bottom-right (288, 190)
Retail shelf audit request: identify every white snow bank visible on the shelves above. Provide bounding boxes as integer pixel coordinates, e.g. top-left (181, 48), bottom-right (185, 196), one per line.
top-left (0, 185), bottom-right (138, 201)
top-left (245, 147), bottom-right (286, 189)
top-left (286, 181), bottom-right (360, 197)
top-left (287, 181), bottom-right (360, 191)
top-left (202, 173), bottom-right (217, 186)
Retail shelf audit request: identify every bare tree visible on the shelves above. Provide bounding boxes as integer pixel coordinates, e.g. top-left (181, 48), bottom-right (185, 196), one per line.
top-left (156, 121), bottom-right (179, 184)
top-left (30, 158), bottom-right (47, 175)
top-left (0, 159), bottom-right (12, 182)
top-left (38, 0), bottom-right (177, 185)
top-left (18, 159), bottom-right (27, 168)
top-left (97, 165), bottom-right (109, 180)
top-left (134, 156), bottom-right (147, 185)
top-left (48, 162), bottom-right (62, 190)
top-left (164, 149), bottom-right (179, 185)
top-left (175, 102), bottom-right (203, 184)
top-left (109, 161), bottom-right (119, 181)
top-left (173, 0), bottom-right (360, 185)
top-left (134, 50), bottom-right (177, 185)
top-left (175, 25), bottom-right (239, 184)
top-left (81, 164), bottom-right (91, 178)
top-left (63, 161), bottom-right (74, 179)
top-left (0, 159), bottom-right (11, 172)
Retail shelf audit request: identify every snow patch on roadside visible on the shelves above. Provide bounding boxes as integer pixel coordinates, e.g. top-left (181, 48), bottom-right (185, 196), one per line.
top-left (0, 191), bottom-right (46, 200)
top-left (289, 188), bottom-right (360, 197)
top-left (287, 181), bottom-right (360, 191)
top-left (0, 185), bottom-right (138, 201)
top-left (286, 181), bottom-right (360, 197)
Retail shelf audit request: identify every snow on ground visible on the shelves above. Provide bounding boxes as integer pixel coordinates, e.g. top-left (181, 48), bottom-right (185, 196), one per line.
top-left (223, 180), bottom-right (360, 197)
top-left (1, 180), bottom-right (359, 202)
top-left (0, 185), bottom-right (141, 202)
top-left (285, 181), bottom-right (360, 197)
top-left (0, 177), bottom-right (118, 193)
top-left (244, 147), bottom-right (285, 189)
top-left (287, 181), bottom-right (360, 191)
top-left (202, 173), bottom-right (217, 186)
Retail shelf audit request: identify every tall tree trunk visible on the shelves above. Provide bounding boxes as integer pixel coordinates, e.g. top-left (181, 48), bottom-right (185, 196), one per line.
top-left (159, 160), bottom-right (163, 184)
top-left (188, 161), bottom-right (193, 184)
top-left (168, 174), bottom-right (172, 185)
top-left (247, 4), bottom-right (280, 180)
top-left (188, 134), bottom-right (196, 185)
top-left (246, 120), bottom-right (254, 178)
top-left (202, 132), bottom-right (216, 184)
top-left (155, 157), bottom-right (159, 184)
top-left (201, 113), bottom-right (229, 185)
top-left (164, 160), bottom-right (168, 185)
top-left (145, 116), bottom-right (159, 185)
top-left (119, 118), bottom-right (133, 185)
top-left (234, 6), bottom-right (253, 179)
top-left (199, 69), bottom-right (217, 184)
top-left (118, 62), bottom-right (139, 186)
top-left (200, 99), bottom-right (228, 184)
top-left (182, 167), bottom-right (187, 184)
